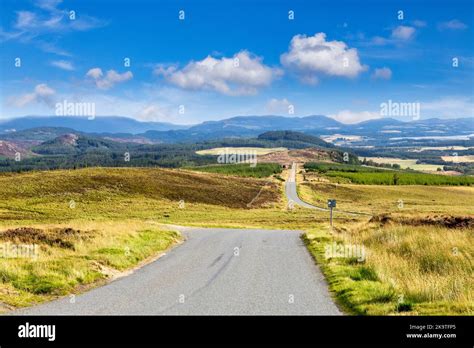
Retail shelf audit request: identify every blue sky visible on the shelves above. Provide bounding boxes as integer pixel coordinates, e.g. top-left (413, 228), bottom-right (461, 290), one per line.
top-left (0, 0), bottom-right (473, 124)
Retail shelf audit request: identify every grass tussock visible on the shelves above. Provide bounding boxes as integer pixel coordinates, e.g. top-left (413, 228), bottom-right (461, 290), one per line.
top-left (370, 214), bottom-right (474, 229)
top-left (0, 227), bottom-right (92, 250)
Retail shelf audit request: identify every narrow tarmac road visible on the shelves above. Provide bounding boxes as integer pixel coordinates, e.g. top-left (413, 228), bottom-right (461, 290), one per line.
top-left (286, 162), bottom-right (371, 216)
top-left (14, 227), bottom-right (341, 315)
top-left (285, 162), bottom-right (328, 211)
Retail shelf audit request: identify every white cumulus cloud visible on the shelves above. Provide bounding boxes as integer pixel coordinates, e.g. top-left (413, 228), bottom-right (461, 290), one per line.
top-left (280, 32), bottom-right (367, 84)
top-left (86, 68), bottom-right (133, 90)
top-left (154, 50), bottom-right (281, 96)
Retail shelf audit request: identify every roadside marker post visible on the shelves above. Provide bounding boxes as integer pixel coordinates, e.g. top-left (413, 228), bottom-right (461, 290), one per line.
top-left (327, 199), bottom-right (336, 227)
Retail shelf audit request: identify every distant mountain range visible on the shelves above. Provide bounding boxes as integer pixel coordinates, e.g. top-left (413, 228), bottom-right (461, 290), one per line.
top-left (0, 115), bottom-right (473, 144)
top-left (0, 114), bottom-right (472, 173)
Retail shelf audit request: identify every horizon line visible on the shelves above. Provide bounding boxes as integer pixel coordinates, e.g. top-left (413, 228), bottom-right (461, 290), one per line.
top-left (1, 114), bottom-right (473, 127)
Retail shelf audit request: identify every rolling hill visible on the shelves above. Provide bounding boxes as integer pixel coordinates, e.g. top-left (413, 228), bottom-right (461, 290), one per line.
top-left (0, 140), bottom-right (32, 159)
top-left (32, 133), bottom-right (126, 155)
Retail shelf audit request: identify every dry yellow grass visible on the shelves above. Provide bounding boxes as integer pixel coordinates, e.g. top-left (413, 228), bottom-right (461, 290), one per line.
top-left (298, 180), bottom-right (474, 216)
top-left (301, 167), bottom-right (473, 315)
top-left (334, 219), bottom-right (473, 314)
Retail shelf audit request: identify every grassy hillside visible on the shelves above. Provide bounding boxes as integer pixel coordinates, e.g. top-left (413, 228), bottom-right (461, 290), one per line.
top-left (0, 167), bottom-right (280, 213)
top-left (0, 166), bottom-right (329, 230)
top-left (299, 182), bottom-right (474, 216)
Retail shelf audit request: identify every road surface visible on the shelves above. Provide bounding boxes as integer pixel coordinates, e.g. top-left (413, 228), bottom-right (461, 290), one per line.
top-left (14, 227), bottom-right (341, 315)
top-left (286, 162), bottom-right (371, 216)
top-left (285, 162), bottom-right (328, 211)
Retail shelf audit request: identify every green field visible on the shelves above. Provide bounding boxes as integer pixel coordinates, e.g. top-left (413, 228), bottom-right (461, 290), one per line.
top-left (324, 171), bottom-right (474, 185)
top-left (304, 162), bottom-right (474, 185)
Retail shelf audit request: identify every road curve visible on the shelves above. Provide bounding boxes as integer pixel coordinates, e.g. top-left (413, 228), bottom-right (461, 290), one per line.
top-left (286, 163), bottom-right (371, 216)
top-left (13, 227), bottom-right (341, 315)
top-left (286, 162), bottom-right (328, 211)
